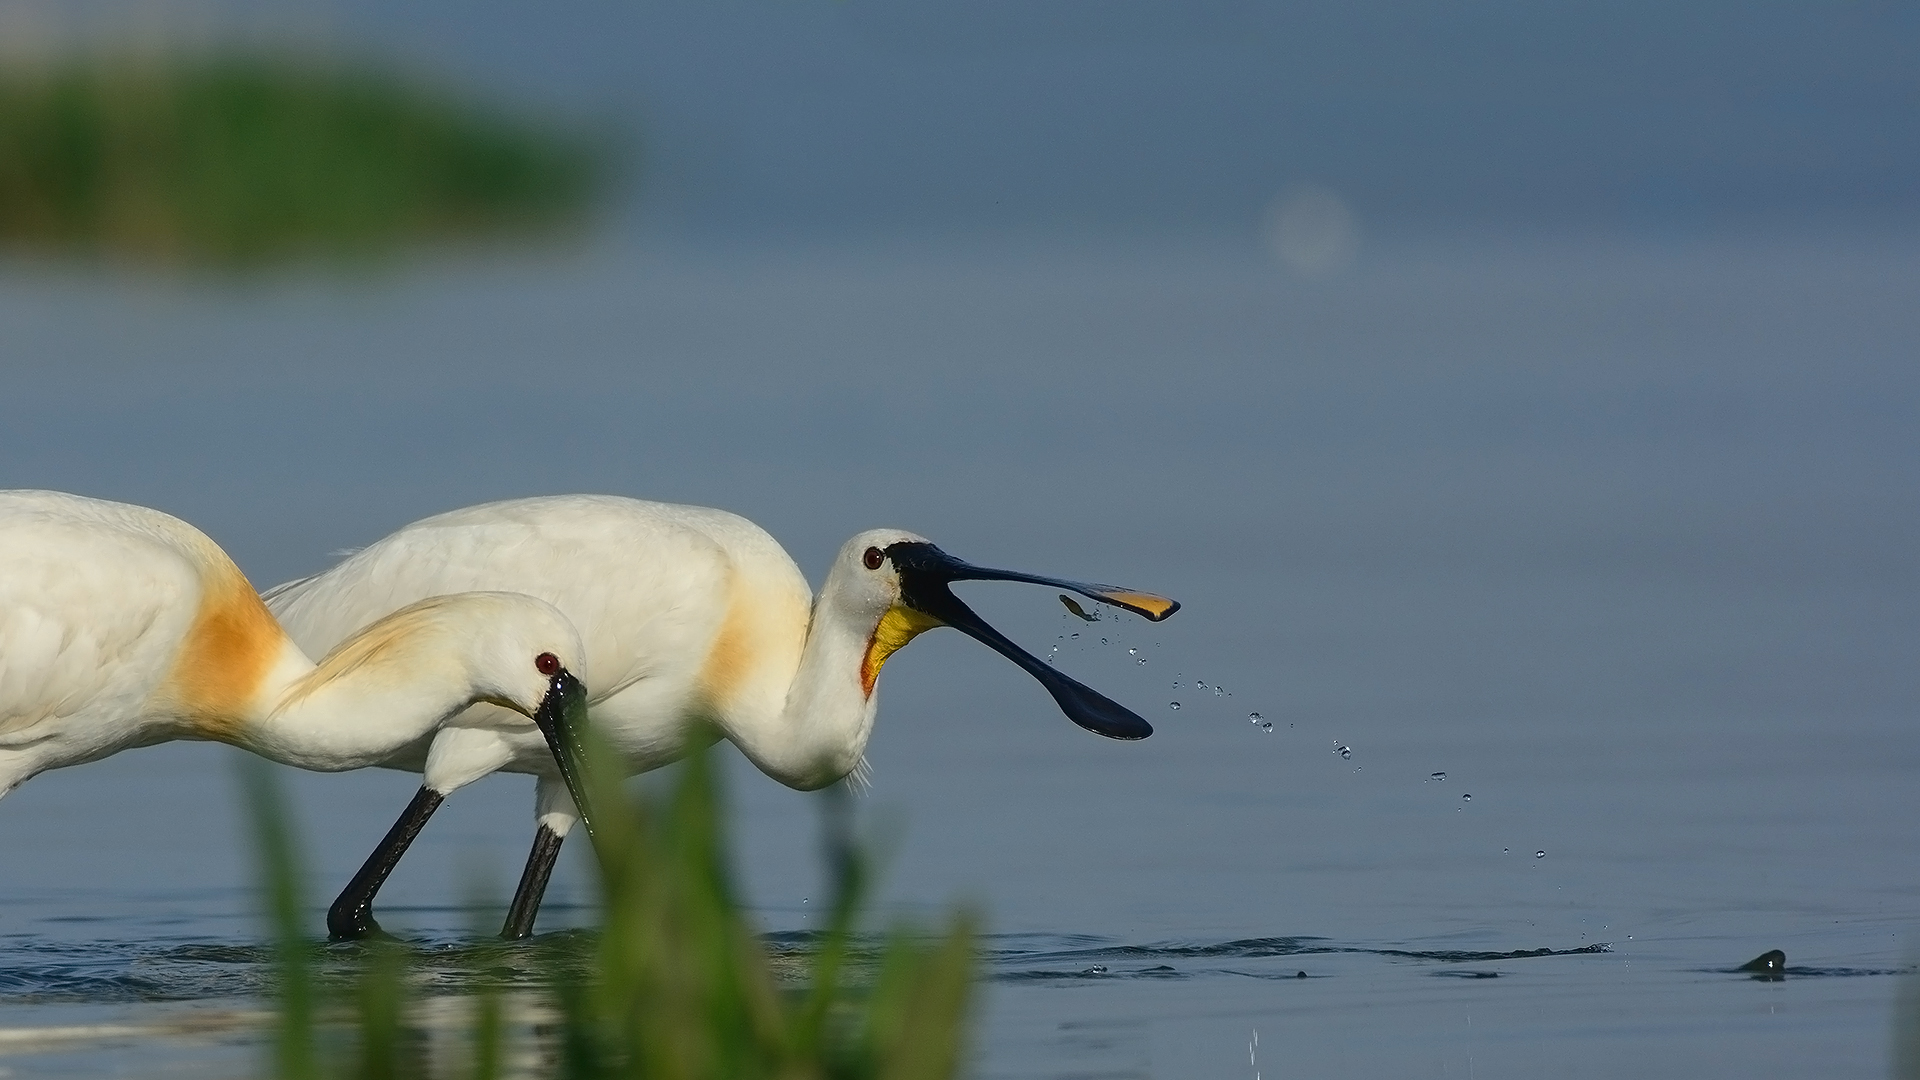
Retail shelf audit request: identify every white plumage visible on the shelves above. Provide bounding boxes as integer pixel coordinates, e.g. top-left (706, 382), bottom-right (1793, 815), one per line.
top-left (271, 496), bottom-right (809, 787)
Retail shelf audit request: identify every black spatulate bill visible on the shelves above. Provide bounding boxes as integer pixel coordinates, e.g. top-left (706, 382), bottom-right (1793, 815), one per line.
top-left (887, 541), bottom-right (1177, 741)
top-left (531, 670), bottom-right (598, 843)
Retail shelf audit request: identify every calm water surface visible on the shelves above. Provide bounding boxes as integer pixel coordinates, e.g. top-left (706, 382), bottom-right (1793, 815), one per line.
top-left (0, 230), bottom-right (1914, 1077)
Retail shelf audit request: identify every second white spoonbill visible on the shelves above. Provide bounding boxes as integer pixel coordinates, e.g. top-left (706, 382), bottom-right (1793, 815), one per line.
top-left (265, 494), bottom-right (1178, 939)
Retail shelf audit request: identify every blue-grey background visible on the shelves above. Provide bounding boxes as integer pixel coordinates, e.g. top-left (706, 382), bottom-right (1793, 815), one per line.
top-left (23, 0), bottom-right (1920, 234)
top-left (0, 3), bottom-right (1917, 1077)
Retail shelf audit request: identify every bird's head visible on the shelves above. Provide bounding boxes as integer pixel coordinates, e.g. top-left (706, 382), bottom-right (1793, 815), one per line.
top-left (438, 593), bottom-right (598, 840)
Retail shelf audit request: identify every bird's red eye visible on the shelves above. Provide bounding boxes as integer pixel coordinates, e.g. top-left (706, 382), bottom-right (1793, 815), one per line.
top-left (535, 652), bottom-right (560, 676)
top-left (863, 546), bottom-right (885, 570)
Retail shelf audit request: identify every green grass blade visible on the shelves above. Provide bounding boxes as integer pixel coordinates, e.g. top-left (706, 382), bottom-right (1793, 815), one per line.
top-left (347, 939), bottom-right (414, 1080)
top-left (238, 758), bottom-right (319, 1080)
top-left (242, 729), bottom-right (977, 1080)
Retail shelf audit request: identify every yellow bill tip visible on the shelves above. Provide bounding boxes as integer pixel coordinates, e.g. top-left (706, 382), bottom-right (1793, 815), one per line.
top-left (1094, 589), bottom-right (1181, 622)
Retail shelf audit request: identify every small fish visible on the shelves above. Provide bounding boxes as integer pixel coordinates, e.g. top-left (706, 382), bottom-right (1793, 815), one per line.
top-left (1058, 594), bottom-right (1099, 621)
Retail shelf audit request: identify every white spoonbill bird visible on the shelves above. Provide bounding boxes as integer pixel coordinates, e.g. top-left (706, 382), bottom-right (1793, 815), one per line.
top-left (0, 490), bottom-right (601, 928)
top-left (265, 494), bottom-right (1179, 940)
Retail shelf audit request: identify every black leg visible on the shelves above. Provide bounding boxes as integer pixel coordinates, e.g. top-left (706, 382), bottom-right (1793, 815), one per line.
top-left (499, 823), bottom-right (567, 940)
top-left (328, 786), bottom-right (446, 941)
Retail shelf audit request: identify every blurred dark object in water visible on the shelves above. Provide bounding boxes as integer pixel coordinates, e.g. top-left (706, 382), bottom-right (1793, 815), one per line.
top-left (0, 53), bottom-right (609, 267)
top-left (1739, 949), bottom-right (1786, 981)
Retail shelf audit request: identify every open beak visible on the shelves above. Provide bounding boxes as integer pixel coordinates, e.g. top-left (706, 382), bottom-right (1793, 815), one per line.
top-left (884, 541), bottom-right (1179, 741)
top-left (532, 669), bottom-right (598, 843)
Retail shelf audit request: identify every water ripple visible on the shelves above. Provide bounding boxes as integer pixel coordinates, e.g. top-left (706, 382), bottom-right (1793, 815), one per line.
top-left (0, 932), bottom-right (1620, 1002)
top-left (980, 934), bottom-right (1610, 984)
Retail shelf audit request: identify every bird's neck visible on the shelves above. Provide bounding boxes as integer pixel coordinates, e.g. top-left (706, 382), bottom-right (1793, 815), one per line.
top-left (727, 596), bottom-right (889, 791)
top-left (228, 620), bottom-right (497, 773)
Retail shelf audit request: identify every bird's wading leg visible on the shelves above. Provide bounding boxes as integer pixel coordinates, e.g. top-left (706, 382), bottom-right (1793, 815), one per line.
top-left (328, 786), bottom-right (446, 940)
top-left (500, 823), bottom-right (567, 940)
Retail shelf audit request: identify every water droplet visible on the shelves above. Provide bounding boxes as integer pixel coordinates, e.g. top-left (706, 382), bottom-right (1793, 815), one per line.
top-left (1137, 657), bottom-right (1147, 665)
top-left (1214, 686), bottom-right (1225, 696)
top-left (1171, 680), bottom-right (1181, 689)
top-left (1534, 850), bottom-right (1546, 859)
top-left (1070, 632), bottom-right (1080, 639)
top-left (1461, 793), bottom-right (1471, 801)
top-left (1169, 701), bottom-right (1182, 710)
top-left (1503, 848), bottom-right (1509, 853)
top-left (1334, 744), bottom-right (1352, 760)
top-left (1196, 680), bottom-right (1208, 690)
top-left (1100, 637), bottom-right (1108, 645)
top-left (1261, 722), bottom-right (1274, 732)
top-left (802, 897), bottom-right (810, 904)
top-left (1429, 771), bottom-right (1446, 782)
top-left (1128, 647), bottom-right (1138, 656)
top-left (1248, 712), bottom-right (1263, 724)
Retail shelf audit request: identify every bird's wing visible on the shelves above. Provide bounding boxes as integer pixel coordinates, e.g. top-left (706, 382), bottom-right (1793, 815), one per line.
top-left (0, 500), bottom-right (200, 739)
top-left (265, 495), bottom-right (753, 702)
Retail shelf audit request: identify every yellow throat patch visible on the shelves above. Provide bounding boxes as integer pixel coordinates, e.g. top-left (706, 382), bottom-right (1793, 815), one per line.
top-left (860, 605), bottom-right (942, 697)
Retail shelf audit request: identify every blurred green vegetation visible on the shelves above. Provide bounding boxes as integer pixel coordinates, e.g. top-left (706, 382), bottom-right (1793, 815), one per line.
top-left (0, 54), bottom-right (608, 266)
top-left (242, 739), bottom-right (975, 1080)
